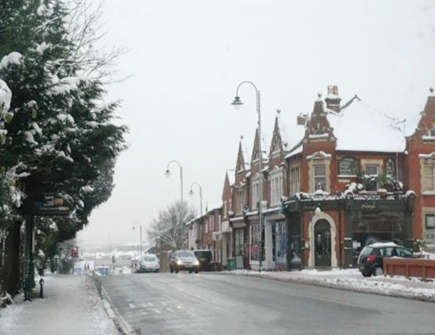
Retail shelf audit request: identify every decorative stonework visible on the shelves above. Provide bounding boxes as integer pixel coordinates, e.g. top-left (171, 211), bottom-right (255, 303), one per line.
top-left (308, 211), bottom-right (337, 268)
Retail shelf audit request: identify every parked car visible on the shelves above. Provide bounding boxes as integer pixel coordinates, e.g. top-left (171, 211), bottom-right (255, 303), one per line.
top-left (137, 254), bottom-right (160, 273)
top-left (170, 250), bottom-right (200, 273)
top-left (194, 249), bottom-right (213, 271)
top-left (94, 265), bottom-right (110, 276)
top-left (357, 242), bottom-right (413, 277)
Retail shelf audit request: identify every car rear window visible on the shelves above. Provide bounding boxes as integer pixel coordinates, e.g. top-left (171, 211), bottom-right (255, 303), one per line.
top-left (360, 247), bottom-right (374, 256)
top-left (144, 256), bottom-right (157, 262)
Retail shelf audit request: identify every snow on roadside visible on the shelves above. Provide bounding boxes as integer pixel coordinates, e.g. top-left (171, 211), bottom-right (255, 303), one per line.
top-left (0, 274), bottom-right (118, 335)
top-left (225, 269), bottom-right (435, 302)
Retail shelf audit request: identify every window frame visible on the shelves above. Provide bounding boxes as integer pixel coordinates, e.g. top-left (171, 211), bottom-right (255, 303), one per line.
top-left (313, 164), bottom-right (326, 191)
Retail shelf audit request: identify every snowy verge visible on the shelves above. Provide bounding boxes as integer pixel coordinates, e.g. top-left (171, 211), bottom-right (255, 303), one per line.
top-left (93, 276), bottom-right (135, 335)
top-left (0, 274), bottom-right (119, 335)
top-left (223, 269), bottom-right (435, 303)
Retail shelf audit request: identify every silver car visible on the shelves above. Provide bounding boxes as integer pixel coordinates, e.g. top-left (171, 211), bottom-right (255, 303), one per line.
top-left (169, 250), bottom-right (200, 273)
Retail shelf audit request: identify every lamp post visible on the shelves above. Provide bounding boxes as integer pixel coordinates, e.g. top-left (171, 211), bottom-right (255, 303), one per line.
top-left (165, 160), bottom-right (184, 248)
top-left (231, 81), bottom-right (264, 272)
top-left (132, 224), bottom-right (143, 257)
top-left (189, 182), bottom-right (203, 216)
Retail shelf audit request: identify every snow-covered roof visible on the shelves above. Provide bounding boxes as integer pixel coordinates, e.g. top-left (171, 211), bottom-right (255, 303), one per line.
top-left (330, 100), bottom-right (406, 152)
top-left (277, 111), bottom-right (305, 155)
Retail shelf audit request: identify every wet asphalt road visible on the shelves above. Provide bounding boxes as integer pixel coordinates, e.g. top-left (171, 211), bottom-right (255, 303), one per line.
top-left (100, 273), bottom-right (435, 335)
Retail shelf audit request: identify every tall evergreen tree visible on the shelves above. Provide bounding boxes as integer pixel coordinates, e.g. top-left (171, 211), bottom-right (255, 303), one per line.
top-left (0, 0), bottom-right (127, 294)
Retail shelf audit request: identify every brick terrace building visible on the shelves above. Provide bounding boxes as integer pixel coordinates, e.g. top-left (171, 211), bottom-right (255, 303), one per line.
top-left (185, 88), bottom-right (435, 271)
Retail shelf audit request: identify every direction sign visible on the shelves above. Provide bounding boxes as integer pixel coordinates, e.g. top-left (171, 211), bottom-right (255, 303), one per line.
top-left (34, 195), bottom-right (70, 216)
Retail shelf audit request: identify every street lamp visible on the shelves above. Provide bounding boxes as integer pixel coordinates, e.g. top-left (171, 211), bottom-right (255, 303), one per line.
top-left (231, 81), bottom-right (264, 272)
top-left (189, 182), bottom-right (203, 216)
top-left (165, 160), bottom-right (184, 248)
top-left (132, 224), bottom-right (143, 257)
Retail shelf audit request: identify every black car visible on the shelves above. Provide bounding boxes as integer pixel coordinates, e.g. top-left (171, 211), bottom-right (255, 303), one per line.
top-left (194, 249), bottom-right (213, 271)
top-left (357, 242), bottom-right (413, 277)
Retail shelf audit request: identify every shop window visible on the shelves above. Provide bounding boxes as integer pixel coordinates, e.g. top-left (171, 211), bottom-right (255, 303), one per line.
top-left (338, 158), bottom-right (357, 176)
top-left (423, 164), bottom-right (435, 191)
top-left (313, 164), bottom-right (326, 191)
top-left (250, 223), bottom-right (263, 261)
top-left (235, 229), bottom-right (244, 256)
top-left (425, 214), bottom-right (435, 244)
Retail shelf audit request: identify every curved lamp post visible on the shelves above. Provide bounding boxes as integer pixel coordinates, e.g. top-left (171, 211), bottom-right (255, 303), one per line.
top-left (165, 160), bottom-right (184, 248)
top-left (189, 182), bottom-right (203, 216)
top-left (231, 81), bottom-right (264, 272)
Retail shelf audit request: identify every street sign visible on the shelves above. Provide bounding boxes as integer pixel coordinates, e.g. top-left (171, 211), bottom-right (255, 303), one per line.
top-left (34, 195), bottom-right (70, 216)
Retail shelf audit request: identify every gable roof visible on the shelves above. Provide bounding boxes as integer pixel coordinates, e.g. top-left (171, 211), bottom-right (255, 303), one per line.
top-left (235, 140), bottom-right (246, 173)
top-left (329, 99), bottom-right (405, 152)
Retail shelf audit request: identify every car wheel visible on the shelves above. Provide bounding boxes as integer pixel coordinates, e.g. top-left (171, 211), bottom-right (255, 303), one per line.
top-left (194, 268), bottom-right (199, 274)
top-left (170, 266), bottom-right (173, 273)
top-left (374, 267), bottom-right (384, 276)
top-left (175, 267), bottom-right (179, 273)
top-left (361, 271), bottom-right (371, 277)
top-left (189, 269), bottom-right (193, 274)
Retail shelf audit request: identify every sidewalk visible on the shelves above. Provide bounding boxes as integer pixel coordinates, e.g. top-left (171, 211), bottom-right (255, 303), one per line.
top-left (225, 268), bottom-right (435, 302)
top-left (0, 273), bottom-right (118, 335)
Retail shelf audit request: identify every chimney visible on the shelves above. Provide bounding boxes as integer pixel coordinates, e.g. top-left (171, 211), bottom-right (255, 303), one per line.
top-left (325, 85), bottom-right (341, 112)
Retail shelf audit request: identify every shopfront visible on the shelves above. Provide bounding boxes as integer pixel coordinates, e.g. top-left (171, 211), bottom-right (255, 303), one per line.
top-left (282, 193), bottom-right (415, 269)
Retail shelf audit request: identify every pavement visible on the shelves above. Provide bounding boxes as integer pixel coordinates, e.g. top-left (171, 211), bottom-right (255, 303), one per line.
top-left (100, 272), bottom-right (435, 335)
top-left (0, 273), bottom-right (119, 335)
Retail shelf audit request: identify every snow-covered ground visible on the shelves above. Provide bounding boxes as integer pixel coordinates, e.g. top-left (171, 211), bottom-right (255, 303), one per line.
top-left (0, 274), bottom-right (118, 335)
top-left (226, 268), bottom-right (435, 302)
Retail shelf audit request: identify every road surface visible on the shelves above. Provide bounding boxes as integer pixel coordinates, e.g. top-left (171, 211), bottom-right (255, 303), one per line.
top-left (100, 273), bottom-right (435, 334)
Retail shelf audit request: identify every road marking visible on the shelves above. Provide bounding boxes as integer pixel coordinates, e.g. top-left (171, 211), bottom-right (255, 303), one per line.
top-left (128, 303), bottom-right (136, 309)
top-left (152, 308), bottom-right (161, 314)
top-left (166, 307), bottom-right (174, 313)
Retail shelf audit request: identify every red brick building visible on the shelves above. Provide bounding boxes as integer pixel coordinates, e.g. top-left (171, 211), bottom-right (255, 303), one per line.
top-left (223, 88), bottom-right (434, 270)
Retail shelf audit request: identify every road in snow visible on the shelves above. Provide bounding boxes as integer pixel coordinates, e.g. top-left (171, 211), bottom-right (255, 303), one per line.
top-left (100, 272), bottom-right (435, 335)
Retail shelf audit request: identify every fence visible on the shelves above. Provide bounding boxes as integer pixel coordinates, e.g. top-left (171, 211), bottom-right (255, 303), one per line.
top-left (383, 258), bottom-right (435, 279)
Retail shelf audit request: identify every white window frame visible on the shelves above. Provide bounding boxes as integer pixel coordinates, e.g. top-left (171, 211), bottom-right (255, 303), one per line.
top-left (423, 164), bottom-right (435, 191)
top-left (365, 163), bottom-right (379, 176)
top-left (289, 166), bottom-right (300, 196)
top-left (313, 164), bottom-right (326, 191)
top-left (270, 170), bottom-right (283, 206)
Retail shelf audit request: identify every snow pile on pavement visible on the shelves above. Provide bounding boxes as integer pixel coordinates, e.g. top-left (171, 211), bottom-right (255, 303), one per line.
top-left (226, 268), bottom-right (435, 302)
top-left (0, 274), bottom-right (118, 335)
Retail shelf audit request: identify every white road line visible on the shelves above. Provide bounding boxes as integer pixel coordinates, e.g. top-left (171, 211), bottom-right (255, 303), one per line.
top-left (152, 308), bottom-right (161, 314)
top-left (128, 303), bottom-right (136, 309)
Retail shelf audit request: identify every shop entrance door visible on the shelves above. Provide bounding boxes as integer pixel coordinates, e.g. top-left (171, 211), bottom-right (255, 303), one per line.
top-left (314, 220), bottom-right (331, 267)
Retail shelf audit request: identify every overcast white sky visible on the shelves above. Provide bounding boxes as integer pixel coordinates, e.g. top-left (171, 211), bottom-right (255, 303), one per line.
top-left (77, 0), bottom-right (435, 247)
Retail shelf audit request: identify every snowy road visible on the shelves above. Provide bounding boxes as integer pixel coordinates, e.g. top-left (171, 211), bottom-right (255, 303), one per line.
top-left (100, 272), bottom-right (435, 335)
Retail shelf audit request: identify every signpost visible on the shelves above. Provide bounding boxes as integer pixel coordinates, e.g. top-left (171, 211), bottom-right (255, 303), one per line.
top-left (24, 195), bottom-right (70, 301)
